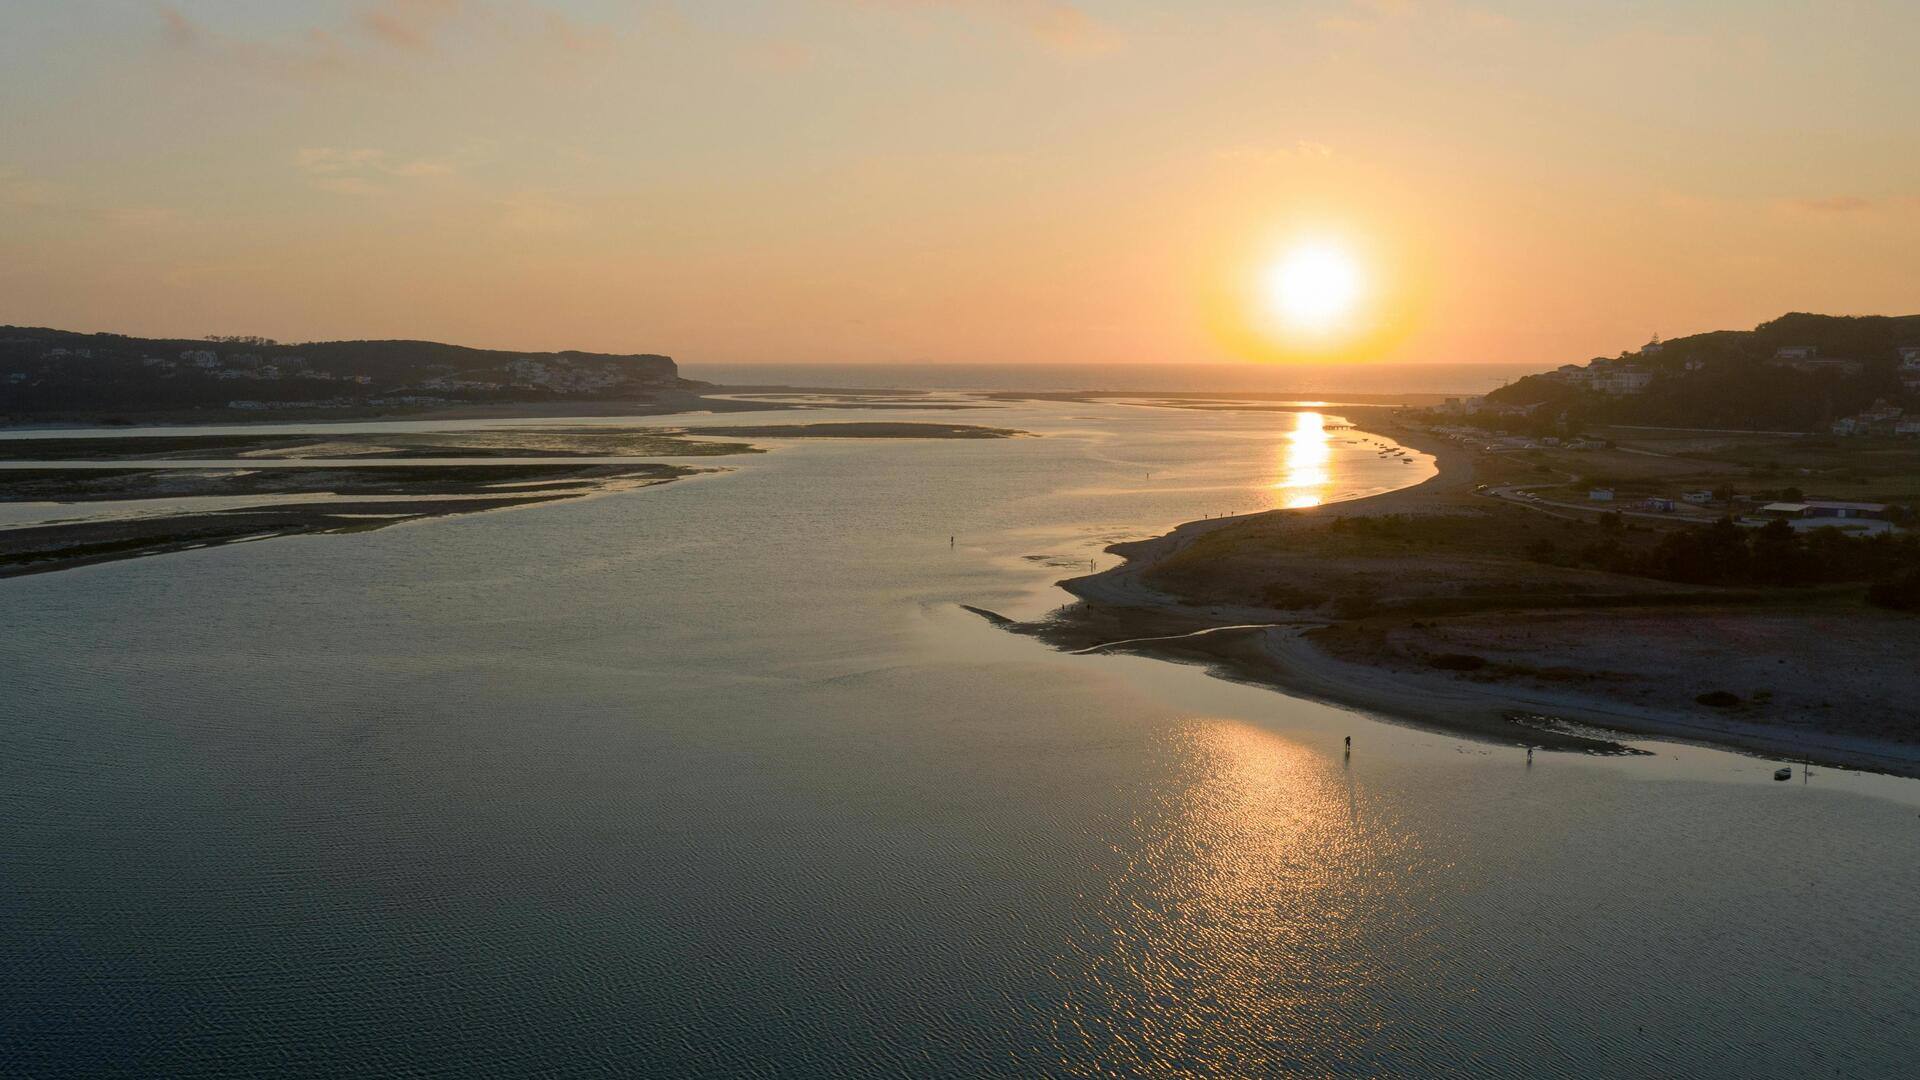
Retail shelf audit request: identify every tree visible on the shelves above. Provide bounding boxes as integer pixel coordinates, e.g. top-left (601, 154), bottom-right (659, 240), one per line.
top-left (1750, 519), bottom-right (1808, 584)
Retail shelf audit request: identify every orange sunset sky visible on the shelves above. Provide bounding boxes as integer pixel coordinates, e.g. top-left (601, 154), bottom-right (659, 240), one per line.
top-left (2, 1), bottom-right (1917, 367)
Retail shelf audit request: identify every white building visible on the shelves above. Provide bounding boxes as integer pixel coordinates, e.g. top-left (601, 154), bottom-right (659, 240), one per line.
top-left (1593, 369), bottom-right (1653, 394)
top-left (1900, 347), bottom-right (1920, 390)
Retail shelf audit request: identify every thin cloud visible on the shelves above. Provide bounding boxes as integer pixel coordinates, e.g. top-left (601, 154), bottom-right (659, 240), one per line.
top-left (853, 0), bottom-right (1120, 54)
top-left (357, 0), bottom-right (470, 53)
top-left (156, 4), bottom-right (201, 49)
top-left (540, 10), bottom-right (612, 55)
top-left (1320, 0), bottom-right (1514, 37)
top-left (311, 176), bottom-right (383, 197)
top-left (151, 1), bottom-right (597, 80)
top-left (295, 147), bottom-right (463, 195)
top-left (297, 148), bottom-right (389, 175)
top-left (152, 5), bottom-right (359, 81)
top-left (1780, 195), bottom-right (1875, 214)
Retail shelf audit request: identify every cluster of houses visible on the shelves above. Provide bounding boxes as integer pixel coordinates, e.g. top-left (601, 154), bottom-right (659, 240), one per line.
top-left (169, 349), bottom-right (378, 382)
top-left (503, 357), bottom-right (636, 394)
top-left (133, 349), bottom-right (377, 386)
top-left (1593, 489), bottom-right (1722, 511)
top-left (1431, 396), bottom-right (1536, 417)
top-left (9, 344), bottom-right (367, 390)
top-left (1766, 345), bottom-right (1865, 376)
top-left (1526, 341), bottom-right (1920, 403)
top-left (1544, 353), bottom-right (1656, 394)
top-left (1539, 351), bottom-right (1655, 395)
top-left (20, 343), bottom-right (650, 400)
top-left (1831, 398), bottom-right (1920, 438)
top-left (1579, 487), bottom-right (1897, 531)
top-left (5, 332), bottom-right (683, 419)
top-left (1757, 501), bottom-right (1895, 531)
top-left (1766, 343), bottom-right (1920, 387)
top-left (1425, 424), bottom-right (1605, 453)
top-left (228, 395), bottom-right (455, 410)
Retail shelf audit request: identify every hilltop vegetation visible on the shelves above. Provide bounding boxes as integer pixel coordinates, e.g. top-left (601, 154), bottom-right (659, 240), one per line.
top-left (1488, 313), bottom-right (1920, 431)
top-left (0, 325), bottom-right (685, 420)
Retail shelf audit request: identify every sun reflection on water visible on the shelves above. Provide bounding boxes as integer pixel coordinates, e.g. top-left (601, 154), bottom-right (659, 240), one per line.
top-left (1065, 718), bottom-right (1436, 1075)
top-left (1277, 411), bottom-right (1332, 508)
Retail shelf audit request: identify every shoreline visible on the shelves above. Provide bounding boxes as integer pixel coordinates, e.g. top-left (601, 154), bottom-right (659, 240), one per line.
top-left (0, 389), bottom-right (785, 434)
top-left (1015, 406), bottom-right (1920, 779)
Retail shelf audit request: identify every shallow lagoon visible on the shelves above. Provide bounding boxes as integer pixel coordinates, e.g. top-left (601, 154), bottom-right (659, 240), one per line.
top-left (2, 399), bottom-right (1915, 1077)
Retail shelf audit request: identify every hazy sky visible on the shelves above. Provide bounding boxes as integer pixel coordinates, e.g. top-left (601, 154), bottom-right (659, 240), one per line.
top-left (3, 1), bottom-right (1917, 366)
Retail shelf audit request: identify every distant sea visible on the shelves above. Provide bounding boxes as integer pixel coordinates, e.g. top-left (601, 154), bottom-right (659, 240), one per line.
top-left (682, 361), bottom-right (1541, 397)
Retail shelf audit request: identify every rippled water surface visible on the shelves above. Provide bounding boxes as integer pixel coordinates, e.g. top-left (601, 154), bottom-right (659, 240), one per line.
top-left (3, 399), bottom-right (1916, 1077)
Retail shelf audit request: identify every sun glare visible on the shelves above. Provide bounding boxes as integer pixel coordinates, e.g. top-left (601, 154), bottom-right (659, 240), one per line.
top-left (1265, 242), bottom-right (1364, 335)
top-left (1276, 411), bottom-right (1331, 508)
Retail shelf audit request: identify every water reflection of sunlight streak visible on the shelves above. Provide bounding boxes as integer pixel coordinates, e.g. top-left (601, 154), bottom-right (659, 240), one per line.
top-left (1276, 411), bottom-right (1332, 508)
top-left (1067, 719), bottom-right (1434, 1075)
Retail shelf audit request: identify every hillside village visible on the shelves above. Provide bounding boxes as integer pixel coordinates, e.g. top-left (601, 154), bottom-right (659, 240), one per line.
top-left (0, 326), bottom-right (686, 420)
top-left (1436, 313), bottom-right (1920, 437)
top-left (1403, 314), bottom-right (1920, 553)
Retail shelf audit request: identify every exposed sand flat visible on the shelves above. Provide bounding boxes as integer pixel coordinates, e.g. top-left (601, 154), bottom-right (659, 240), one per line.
top-left (1308, 608), bottom-right (1920, 772)
top-left (0, 463), bottom-right (693, 579)
top-left (0, 420), bottom-right (1029, 578)
top-left (1018, 407), bottom-right (1920, 777)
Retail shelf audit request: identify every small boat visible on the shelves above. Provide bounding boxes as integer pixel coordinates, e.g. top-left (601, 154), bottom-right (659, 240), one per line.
top-left (1773, 767), bottom-right (1792, 781)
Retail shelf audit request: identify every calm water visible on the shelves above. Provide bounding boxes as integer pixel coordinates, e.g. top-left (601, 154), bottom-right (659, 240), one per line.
top-left (2, 399), bottom-right (1917, 1077)
top-left (683, 360), bottom-right (1540, 396)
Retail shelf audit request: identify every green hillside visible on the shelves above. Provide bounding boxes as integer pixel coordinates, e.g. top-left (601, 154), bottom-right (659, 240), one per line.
top-left (1486, 313), bottom-right (1920, 431)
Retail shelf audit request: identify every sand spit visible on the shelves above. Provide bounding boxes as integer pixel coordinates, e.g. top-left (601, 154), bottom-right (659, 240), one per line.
top-left (1004, 407), bottom-right (1920, 777)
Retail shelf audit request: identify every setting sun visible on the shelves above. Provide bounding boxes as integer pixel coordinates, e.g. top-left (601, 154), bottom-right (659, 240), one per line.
top-left (1266, 242), bottom-right (1365, 335)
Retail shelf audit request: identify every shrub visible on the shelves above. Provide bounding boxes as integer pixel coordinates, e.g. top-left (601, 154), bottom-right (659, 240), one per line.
top-left (1867, 569), bottom-right (1920, 612)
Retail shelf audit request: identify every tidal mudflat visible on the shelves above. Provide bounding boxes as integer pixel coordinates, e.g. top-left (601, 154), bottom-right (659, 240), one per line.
top-left (2, 396), bottom-right (1916, 1077)
top-left (0, 421), bottom-right (1024, 578)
